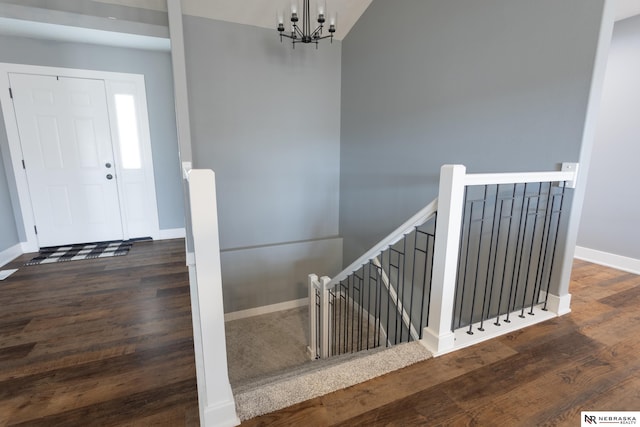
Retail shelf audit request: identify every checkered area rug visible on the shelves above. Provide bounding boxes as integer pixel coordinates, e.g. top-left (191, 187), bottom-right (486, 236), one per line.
top-left (24, 241), bottom-right (132, 266)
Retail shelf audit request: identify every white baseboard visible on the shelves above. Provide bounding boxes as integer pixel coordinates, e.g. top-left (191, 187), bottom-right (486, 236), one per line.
top-left (224, 298), bottom-right (308, 322)
top-left (448, 305), bottom-right (557, 355)
top-left (0, 243), bottom-right (23, 268)
top-left (21, 241), bottom-right (38, 254)
top-left (158, 228), bottom-right (186, 240)
top-left (202, 399), bottom-right (240, 427)
top-left (545, 293), bottom-right (572, 316)
top-left (574, 246), bottom-right (640, 275)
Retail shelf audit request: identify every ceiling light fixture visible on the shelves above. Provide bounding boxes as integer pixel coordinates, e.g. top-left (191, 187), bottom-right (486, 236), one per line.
top-left (277, 1), bottom-right (336, 48)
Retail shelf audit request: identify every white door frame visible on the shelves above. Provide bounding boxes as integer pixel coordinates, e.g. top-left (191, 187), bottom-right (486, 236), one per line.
top-left (0, 63), bottom-right (160, 252)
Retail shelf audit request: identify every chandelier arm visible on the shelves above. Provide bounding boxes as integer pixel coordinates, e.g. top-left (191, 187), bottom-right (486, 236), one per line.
top-left (313, 34), bottom-right (334, 41)
top-left (310, 25), bottom-right (324, 38)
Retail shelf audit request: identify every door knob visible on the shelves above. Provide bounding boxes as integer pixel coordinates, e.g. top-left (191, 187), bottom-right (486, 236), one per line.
top-left (106, 174), bottom-right (113, 180)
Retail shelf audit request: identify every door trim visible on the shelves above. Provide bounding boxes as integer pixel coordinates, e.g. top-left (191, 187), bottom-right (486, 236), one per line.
top-left (0, 63), bottom-right (160, 251)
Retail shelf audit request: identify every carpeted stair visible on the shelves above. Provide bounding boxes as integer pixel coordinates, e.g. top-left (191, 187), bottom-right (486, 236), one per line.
top-left (232, 341), bottom-right (432, 421)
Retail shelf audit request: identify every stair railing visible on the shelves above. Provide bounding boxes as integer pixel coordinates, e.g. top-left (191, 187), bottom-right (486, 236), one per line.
top-left (309, 199), bottom-right (438, 359)
top-left (424, 163), bottom-right (578, 355)
top-left (310, 162), bottom-right (580, 360)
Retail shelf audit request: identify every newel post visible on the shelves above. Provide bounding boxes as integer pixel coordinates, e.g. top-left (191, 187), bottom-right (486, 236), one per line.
top-left (422, 165), bottom-right (467, 356)
top-left (319, 276), bottom-right (331, 359)
top-left (186, 169), bottom-right (239, 426)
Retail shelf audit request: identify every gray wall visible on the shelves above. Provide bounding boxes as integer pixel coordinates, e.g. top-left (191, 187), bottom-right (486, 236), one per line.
top-left (0, 35), bottom-right (184, 236)
top-left (183, 16), bottom-right (342, 312)
top-left (578, 15), bottom-right (640, 260)
top-left (0, 105), bottom-right (18, 253)
top-left (340, 0), bottom-right (604, 265)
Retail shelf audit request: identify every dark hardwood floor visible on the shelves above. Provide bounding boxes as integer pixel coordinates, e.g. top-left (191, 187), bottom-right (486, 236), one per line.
top-left (242, 259), bottom-right (640, 426)
top-left (1, 241), bottom-right (638, 426)
top-left (0, 239), bottom-right (199, 426)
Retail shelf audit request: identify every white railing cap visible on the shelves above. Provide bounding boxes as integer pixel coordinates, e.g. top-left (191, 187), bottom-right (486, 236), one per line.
top-left (328, 198), bottom-right (439, 288)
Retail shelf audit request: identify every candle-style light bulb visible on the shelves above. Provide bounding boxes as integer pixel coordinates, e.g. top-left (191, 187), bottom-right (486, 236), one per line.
top-left (329, 12), bottom-right (337, 33)
top-left (277, 11), bottom-right (285, 31)
top-left (317, 0), bottom-right (326, 24)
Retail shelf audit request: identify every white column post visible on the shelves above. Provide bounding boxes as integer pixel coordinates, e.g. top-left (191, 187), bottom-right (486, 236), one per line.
top-left (421, 165), bottom-right (467, 356)
top-left (187, 170), bottom-right (239, 427)
top-left (319, 276), bottom-right (331, 359)
top-left (307, 274), bottom-right (319, 360)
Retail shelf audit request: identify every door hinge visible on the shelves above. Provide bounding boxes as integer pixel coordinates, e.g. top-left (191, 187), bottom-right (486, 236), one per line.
top-left (22, 159), bottom-right (25, 169)
top-left (34, 225), bottom-right (38, 235)
top-left (9, 87), bottom-right (13, 99)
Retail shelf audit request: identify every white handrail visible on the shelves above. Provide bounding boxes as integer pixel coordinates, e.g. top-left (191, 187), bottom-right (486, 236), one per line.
top-left (464, 169), bottom-right (577, 187)
top-left (328, 198), bottom-right (438, 288)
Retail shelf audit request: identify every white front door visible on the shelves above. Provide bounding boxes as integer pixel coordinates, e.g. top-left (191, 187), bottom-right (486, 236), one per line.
top-left (9, 73), bottom-right (124, 247)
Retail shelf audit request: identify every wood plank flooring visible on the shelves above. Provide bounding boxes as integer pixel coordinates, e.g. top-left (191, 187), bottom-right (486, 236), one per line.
top-left (2, 242), bottom-right (638, 426)
top-left (0, 239), bottom-right (199, 426)
top-left (242, 259), bottom-right (640, 426)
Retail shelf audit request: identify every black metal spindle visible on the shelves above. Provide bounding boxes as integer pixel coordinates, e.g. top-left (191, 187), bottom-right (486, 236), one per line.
top-left (468, 186), bottom-right (489, 334)
top-left (495, 185), bottom-right (518, 325)
top-left (457, 199), bottom-right (475, 330)
top-left (479, 185), bottom-right (501, 331)
top-left (505, 183), bottom-right (528, 323)
top-left (452, 188), bottom-right (469, 331)
top-left (425, 213), bottom-right (437, 329)
top-left (519, 184), bottom-right (544, 317)
top-left (398, 238), bottom-right (407, 342)
top-left (543, 182), bottom-right (567, 310)
top-left (529, 183), bottom-right (554, 314)
top-left (375, 259), bottom-right (382, 347)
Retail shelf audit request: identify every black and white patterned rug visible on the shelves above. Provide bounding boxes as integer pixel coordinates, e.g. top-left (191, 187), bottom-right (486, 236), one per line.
top-left (24, 241), bottom-right (133, 266)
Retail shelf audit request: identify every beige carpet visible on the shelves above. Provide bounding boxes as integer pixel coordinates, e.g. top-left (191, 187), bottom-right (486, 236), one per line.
top-left (233, 341), bottom-right (432, 421)
top-left (225, 306), bottom-right (312, 388)
top-left (225, 305), bottom-right (432, 421)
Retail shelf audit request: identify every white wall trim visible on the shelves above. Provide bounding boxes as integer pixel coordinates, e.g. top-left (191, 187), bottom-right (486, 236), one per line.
top-left (224, 298), bottom-right (308, 322)
top-left (0, 243), bottom-right (22, 268)
top-left (449, 305), bottom-right (557, 356)
top-left (575, 246), bottom-right (640, 275)
top-left (158, 228), bottom-right (186, 240)
top-left (21, 241), bottom-right (36, 254)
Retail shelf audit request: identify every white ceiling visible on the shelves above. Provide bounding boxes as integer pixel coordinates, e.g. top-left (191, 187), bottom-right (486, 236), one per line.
top-left (616, 0), bottom-right (640, 21)
top-left (0, 15), bottom-right (170, 50)
top-left (96, 0), bottom-right (373, 40)
top-left (0, 0), bottom-right (638, 51)
top-left (98, 0), bottom-right (640, 31)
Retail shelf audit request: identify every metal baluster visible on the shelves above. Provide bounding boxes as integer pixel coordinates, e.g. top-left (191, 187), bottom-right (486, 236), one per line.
top-left (505, 183), bottom-right (528, 323)
top-left (468, 186), bottom-right (490, 334)
top-left (495, 185), bottom-right (517, 325)
top-left (530, 182), bottom-right (554, 314)
top-left (543, 182), bottom-right (567, 310)
top-left (519, 183), bottom-right (544, 318)
top-left (458, 199), bottom-right (475, 331)
top-left (479, 185), bottom-right (501, 331)
top-left (451, 188), bottom-right (469, 331)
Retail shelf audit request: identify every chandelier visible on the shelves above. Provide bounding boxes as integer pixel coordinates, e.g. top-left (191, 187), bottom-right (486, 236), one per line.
top-left (277, 1), bottom-right (336, 48)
